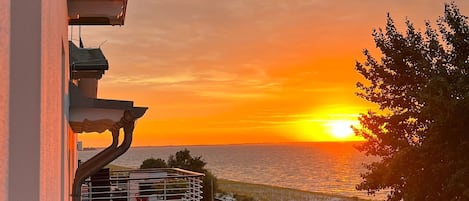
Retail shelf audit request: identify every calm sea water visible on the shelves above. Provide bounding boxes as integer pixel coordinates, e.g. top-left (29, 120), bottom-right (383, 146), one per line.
top-left (79, 142), bottom-right (386, 200)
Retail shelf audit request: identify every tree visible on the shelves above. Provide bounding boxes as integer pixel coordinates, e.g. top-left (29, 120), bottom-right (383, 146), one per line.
top-left (354, 2), bottom-right (469, 201)
top-left (234, 194), bottom-right (256, 201)
top-left (140, 157), bottom-right (167, 169)
top-left (140, 149), bottom-right (218, 201)
top-left (168, 149), bottom-right (207, 173)
top-left (167, 149), bottom-right (216, 201)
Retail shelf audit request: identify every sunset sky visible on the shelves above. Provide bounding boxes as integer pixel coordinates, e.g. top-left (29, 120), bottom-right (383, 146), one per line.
top-left (76, 0), bottom-right (469, 147)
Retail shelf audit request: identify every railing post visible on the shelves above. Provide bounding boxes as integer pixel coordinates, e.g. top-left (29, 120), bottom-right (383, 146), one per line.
top-left (164, 179), bottom-right (167, 200)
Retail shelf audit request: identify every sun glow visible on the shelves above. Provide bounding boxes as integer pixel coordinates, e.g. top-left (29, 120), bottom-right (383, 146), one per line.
top-left (294, 112), bottom-right (364, 142)
top-left (327, 120), bottom-right (357, 139)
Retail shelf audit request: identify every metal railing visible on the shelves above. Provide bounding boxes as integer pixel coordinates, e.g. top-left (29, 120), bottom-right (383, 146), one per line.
top-left (81, 168), bottom-right (204, 201)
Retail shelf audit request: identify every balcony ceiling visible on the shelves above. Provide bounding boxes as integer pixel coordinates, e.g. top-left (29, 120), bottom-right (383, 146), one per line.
top-left (68, 0), bottom-right (128, 25)
top-left (69, 83), bottom-right (149, 133)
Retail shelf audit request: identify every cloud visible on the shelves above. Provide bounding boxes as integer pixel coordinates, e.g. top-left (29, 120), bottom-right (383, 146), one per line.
top-left (79, 0), bottom-right (469, 146)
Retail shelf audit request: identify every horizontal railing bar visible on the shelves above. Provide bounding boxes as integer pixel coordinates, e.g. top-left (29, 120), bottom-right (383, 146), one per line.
top-left (81, 168), bottom-right (204, 201)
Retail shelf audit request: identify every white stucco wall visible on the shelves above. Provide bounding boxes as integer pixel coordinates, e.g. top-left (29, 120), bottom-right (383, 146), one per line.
top-left (41, 0), bottom-right (70, 200)
top-left (7, 0), bottom-right (71, 200)
top-left (0, 0), bottom-right (10, 200)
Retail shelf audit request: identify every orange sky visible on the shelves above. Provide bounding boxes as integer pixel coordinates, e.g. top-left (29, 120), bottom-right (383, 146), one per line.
top-left (76, 0), bottom-right (469, 147)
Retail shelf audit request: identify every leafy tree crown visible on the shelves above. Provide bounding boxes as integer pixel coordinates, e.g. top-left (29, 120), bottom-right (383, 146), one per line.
top-left (355, 3), bottom-right (469, 201)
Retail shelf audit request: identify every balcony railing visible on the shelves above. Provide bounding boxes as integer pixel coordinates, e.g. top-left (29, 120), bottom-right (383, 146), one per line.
top-left (81, 168), bottom-right (204, 201)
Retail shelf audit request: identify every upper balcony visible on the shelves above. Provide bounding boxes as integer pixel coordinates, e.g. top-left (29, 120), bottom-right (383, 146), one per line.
top-left (68, 0), bottom-right (128, 25)
top-left (69, 41), bottom-right (108, 80)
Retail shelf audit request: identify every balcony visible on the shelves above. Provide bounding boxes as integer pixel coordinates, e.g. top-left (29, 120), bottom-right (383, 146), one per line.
top-left (81, 168), bottom-right (204, 201)
top-left (68, 0), bottom-right (128, 25)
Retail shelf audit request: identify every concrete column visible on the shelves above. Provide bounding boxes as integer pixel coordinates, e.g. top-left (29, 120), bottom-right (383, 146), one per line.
top-left (9, 0), bottom-right (42, 200)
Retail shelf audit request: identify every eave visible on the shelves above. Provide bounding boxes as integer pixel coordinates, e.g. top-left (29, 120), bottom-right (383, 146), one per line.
top-left (69, 83), bottom-right (147, 133)
top-left (68, 0), bottom-right (128, 26)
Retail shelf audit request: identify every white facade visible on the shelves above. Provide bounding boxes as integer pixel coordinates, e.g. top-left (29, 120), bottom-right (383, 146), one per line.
top-left (0, 0), bottom-right (73, 200)
top-left (1, 0), bottom-right (137, 200)
top-left (0, 0), bottom-right (10, 200)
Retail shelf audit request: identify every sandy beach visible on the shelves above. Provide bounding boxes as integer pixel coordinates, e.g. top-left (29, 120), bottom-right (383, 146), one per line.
top-left (218, 179), bottom-right (375, 201)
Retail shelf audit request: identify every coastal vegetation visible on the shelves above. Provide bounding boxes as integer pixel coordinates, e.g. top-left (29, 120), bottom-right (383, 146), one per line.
top-left (355, 2), bottom-right (469, 200)
top-left (140, 149), bottom-right (217, 201)
top-left (140, 157), bottom-right (167, 168)
top-left (218, 179), bottom-right (368, 201)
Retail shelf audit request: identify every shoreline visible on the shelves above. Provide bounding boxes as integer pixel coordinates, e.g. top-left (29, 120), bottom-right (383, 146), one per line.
top-left (218, 179), bottom-right (376, 201)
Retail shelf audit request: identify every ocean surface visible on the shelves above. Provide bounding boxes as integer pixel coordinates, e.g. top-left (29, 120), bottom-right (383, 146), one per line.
top-left (78, 142), bottom-right (386, 200)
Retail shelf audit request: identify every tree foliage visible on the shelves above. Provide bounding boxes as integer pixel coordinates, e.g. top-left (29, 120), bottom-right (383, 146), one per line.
top-left (234, 194), bottom-right (256, 201)
top-left (168, 149), bottom-right (207, 173)
top-left (355, 3), bottom-right (469, 201)
top-left (139, 149), bottom-right (217, 201)
top-left (140, 157), bottom-right (167, 169)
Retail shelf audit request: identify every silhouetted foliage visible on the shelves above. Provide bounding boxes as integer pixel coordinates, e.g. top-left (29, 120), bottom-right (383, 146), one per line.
top-left (202, 170), bottom-right (218, 201)
top-left (168, 149), bottom-right (207, 173)
top-left (354, 3), bottom-right (469, 201)
top-left (234, 194), bottom-right (256, 201)
top-left (168, 149), bottom-right (216, 201)
top-left (140, 149), bottom-right (217, 201)
top-left (139, 157), bottom-right (167, 169)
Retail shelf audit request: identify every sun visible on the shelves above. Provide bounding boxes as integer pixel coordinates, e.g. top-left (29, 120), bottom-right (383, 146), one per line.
top-left (293, 113), bottom-right (364, 142)
top-left (327, 120), bottom-right (357, 139)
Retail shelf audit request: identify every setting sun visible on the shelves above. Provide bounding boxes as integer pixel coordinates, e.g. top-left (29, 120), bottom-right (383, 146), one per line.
top-left (292, 110), bottom-right (364, 142)
top-left (328, 120), bottom-right (357, 139)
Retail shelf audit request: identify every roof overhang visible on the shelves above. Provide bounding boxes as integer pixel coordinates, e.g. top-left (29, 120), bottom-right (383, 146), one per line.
top-left (68, 0), bottom-right (128, 26)
top-left (69, 41), bottom-right (109, 79)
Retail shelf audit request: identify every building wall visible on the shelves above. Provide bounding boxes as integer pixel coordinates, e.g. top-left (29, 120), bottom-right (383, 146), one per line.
top-left (0, 0), bottom-right (10, 200)
top-left (7, 0), bottom-right (71, 200)
top-left (41, 0), bottom-right (70, 200)
top-left (9, 0), bottom-right (42, 199)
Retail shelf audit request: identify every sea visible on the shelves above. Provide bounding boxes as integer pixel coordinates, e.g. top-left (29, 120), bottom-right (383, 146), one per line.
top-left (78, 142), bottom-right (387, 200)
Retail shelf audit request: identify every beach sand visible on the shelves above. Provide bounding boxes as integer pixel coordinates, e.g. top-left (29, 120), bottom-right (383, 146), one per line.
top-left (218, 179), bottom-right (372, 201)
